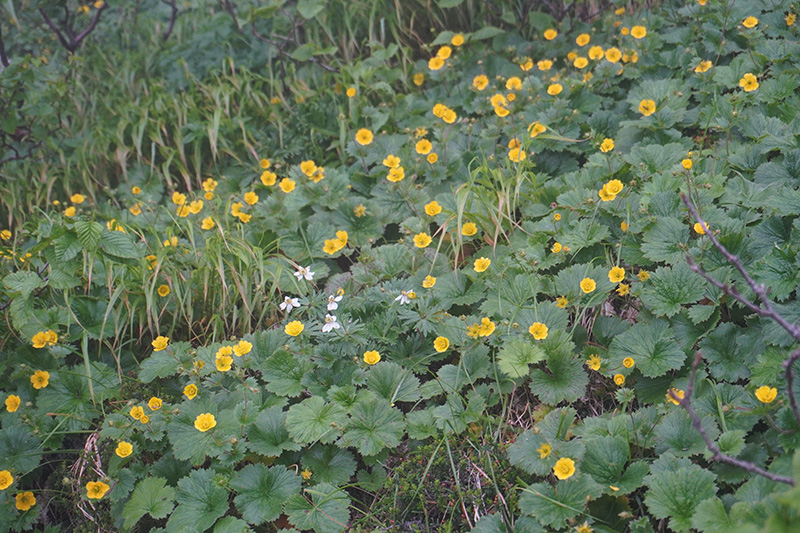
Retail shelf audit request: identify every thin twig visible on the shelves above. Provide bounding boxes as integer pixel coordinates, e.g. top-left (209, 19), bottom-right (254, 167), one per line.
top-left (784, 347), bottom-right (800, 430)
top-left (39, 3), bottom-right (108, 53)
top-left (669, 353), bottom-right (795, 486)
top-left (0, 24), bottom-right (9, 68)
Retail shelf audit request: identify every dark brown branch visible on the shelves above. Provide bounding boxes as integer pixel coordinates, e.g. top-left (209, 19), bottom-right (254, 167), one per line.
top-left (39, 8), bottom-right (73, 52)
top-left (0, 24), bottom-right (10, 68)
top-left (39, 3), bottom-right (108, 54)
top-left (784, 348), bottom-right (800, 431)
top-left (217, 0), bottom-right (241, 33)
top-left (162, 0), bottom-right (178, 41)
top-left (668, 353), bottom-right (795, 486)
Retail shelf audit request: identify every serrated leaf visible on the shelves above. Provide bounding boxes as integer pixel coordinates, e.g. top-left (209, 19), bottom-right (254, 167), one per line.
top-left (691, 497), bottom-right (736, 533)
top-left (301, 444), bottom-right (357, 486)
top-left (498, 339), bottom-right (546, 378)
top-left (3, 271), bottom-right (45, 299)
top-left (257, 351), bottom-right (313, 397)
top-left (641, 217), bottom-right (690, 264)
top-left (75, 220), bottom-right (103, 250)
top-left (100, 230), bottom-right (139, 259)
top-left (699, 323), bottom-right (756, 381)
top-left (296, 0), bottom-right (324, 19)
top-left (139, 350), bottom-right (181, 383)
top-left (122, 477), bottom-right (176, 530)
top-left (213, 516), bottom-right (253, 533)
top-left (166, 469), bottom-right (228, 532)
top-left (609, 319), bottom-right (685, 378)
top-left (519, 475), bottom-right (601, 529)
top-left (0, 421), bottom-right (42, 473)
top-left (285, 397), bottom-right (346, 445)
top-left (529, 346), bottom-right (588, 404)
top-left (246, 406), bottom-right (301, 457)
top-left (340, 396), bottom-right (404, 456)
top-left (285, 482), bottom-right (351, 533)
top-left (231, 464), bottom-right (300, 526)
top-left (640, 264), bottom-right (705, 317)
top-left (644, 464), bottom-right (717, 532)
top-left (366, 362), bottom-right (420, 403)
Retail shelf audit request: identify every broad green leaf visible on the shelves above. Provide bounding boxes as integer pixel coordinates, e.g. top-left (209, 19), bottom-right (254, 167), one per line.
top-left (644, 463), bottom-right (717, 532)
top-left (340, 395), bottom-right (404, 456)
top-left (166, 469), bottom-right (228, 532)
top-left (139, 350), bottom-right (181, 383)
top-left (641, 217), bottom-right (690, 264)
top-left (122, 477), bottom-right (176, 530)
top-left (699, 323), bottom-right (756, 381)
top-left (246, 406), bottom-right (301, 457)
top-left (285, 482), bottom-right (351, 533)
top-left (100, 230), bottom-right (139, 259)
top-left (301, 444), bottom-right (357, 486)
top-left (529, 335), bottom-right (588, 404)
top-left (213, 516), bottom-right (253, 533)
top-left (285, 396), bottom-right (346, 445)
top-left (640, 264), bottom-right (705, 317)
top-left (75, 220), bottom-right (103, 250)
top-left (519, 475), bottom-right (602, 529)
top-left (691, 497), bottom-right (737, 533)
top-left (3, 271), bottom-right (45, 299)
top-left (256, 350), bottom-right (314, 397)
top-left (366, 362), bottom-right (421, 403)
top-left (498, 339), bottom-right (546, 378)
top-left (296, 0), bottom-right (324, 19)
top-left (0, 421), bottom-right (42, 473)
top-left (654, 408), bottom-right (720, 457)
top-left (609, 319), bottom-right (686, 378)
top-left (231, 464), bottom-right (300, 526)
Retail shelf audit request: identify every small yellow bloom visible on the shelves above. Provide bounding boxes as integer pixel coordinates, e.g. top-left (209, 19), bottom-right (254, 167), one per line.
top-left (184, 383), bottom-right (198, 400)
top-left (508, 147), bottom-right (526, 162)
top-left (301, 468), bottom-right (313, 480)
top-left (694, 60), bottom-right (712, 73)
top-left (261, 170), bottom-right (277, 186)
top-left (71, 193), bottom-right (86, 204)
top-left (478, 317), bottom-right (496, 337)
top-left (157, 284), bottom-right (170, 297)
top-left (387, 167), bottom-right (405, 182)
top-left (631, 26), bottom-right (647, 39)
top-left (0, 470), bottom-right (13, 490)
top-left (461, 222), bottom-right (477, 236)
top-left (473, 74), bottom-right (489, 90)
top-left (599, 138), bottom-right (614, 153)
top-left (529, 322), bottom-right (548, 340)
top-left (424, 201), bottom-right (442, 216)
top-left (346, 87), bottom-right (356, 98)
top-left (614, 374), bottom-right (625, 386)
top-left (623, 357), bottom-right (635, 368)
top-left (608, 266), bottom-right (625, 283)
top-left (529, 122), bottom-right (547, 137)
top-left (580, 278), bottom-right (596, 293)
top-left (543, 28), bottom-right (558, 40)
top-left (451, 33), bottom-right (464, 46)
top-left (427, 153), bottom-right (438, 164)
top-left (116, 441), bottom-right (133, 458)
top-left (605, 47), bottom-right (622, 63)
top-left (383, 154), bottom-right (401, 168)
top-left (423, 275), bottom-right (437, 288)
top-left (201, 217), bottom-right (215, 230)
top-left (428, 56), bottom-right (445, 70)
top-left (442, 109), bottom-right (457, 124)
top-left (694, 222), bottom-right (708, 235)
top-left (163, 236), bottom-right (178, 247)
top-left (354, 204), bottom-right (366, 217)
top-left (616, 283), bottom-right (630, 296)
top-left (787, 13), bottom-right (796, 26)
top-left (194, 413), bottom-right (217, 432)
top-left (233, 340), bottom-right (252, 356)
top-left (300, 160), bottom-right (317, 176)
top-left (573, 57), bottom-right (588, 69)
top-left (216, 354), bottom-right (233, 372)
top-left (434, 336), bottom-right (450, 352)
top-left (755, 386), bottom-right (778, 403)
top-left (148, 397), bottom-right (162, 411)
top-left (551, 242), bottom-right (562, 253)
top-left (437, 45), bottom-right (452, 59)
top-left (413, 233), bottom-right (432, 248)
top-left (129, 405), bottom-right (144, 420)
top-left (31, 370), bottom-right (50, 390)
top-left (638, 99), bottom-right (656, 116)
top-left (506, 76), bottom-right (522, 90)
top-left (520, 58), bottom-right (534, 71)
top-left (742, 16), bottom-right (758, 28)
top-left (413, 73), bottom-right (424, 86)
top-left (244, 191), bottom-right (258, 205)
top-left (555, 296), bottom-right (568, 308)
top-left (473, 257), bottom-right (491, 272)
top-left (739, 73), bottom-right (759, 92)
top-left (86, 481), bottom-right (110, 499)
top-left (638, 271), bottom-right (650, 281)
top-left (5, 394), bottom-right (21, 413)
top-left (666, 388), bottom-right (685, 405)
top-left (615, 7), bottom-right (626, 14)
top-left (285, 321), bottom-right (304, 336)
top-left (416, 139), bottom-right (432, 155)
top-left (15, 491), bottom-right (36, 511)
top-left (621, 221), bottom-right (628, 232)
top-left (588, 45), bottom-right (604, 60)
top-left (355, 128), bottom-right (374, 146)
top-left (172, 191), bottom-right (186, 206)
top-left (494, 105), bottom-right (510, 117)
top-left (682, 158), bottom-right (693, 170)
top-left (553, 457), bottom-right (576, 480)
top-left (576, 522), bottom-right (593, 533)
top-left (586, 354), bottom-right (601, 371)
top-left (363, 350), bottom-right (381, 365)
top-left (152, 336), bottom-right (169, 352)
top-left (576, 33), bottom-right (590, 46)
top-left (279, 178), bottom-right (296, 193)
top-left (131, 186), bottom-right (141, 195)
top-left (64, 206), bottom-right (76, 217)
top-left (259, 158), bottom-right (270, 169)
top-left (547, 83), bottom-right (563, 96)
top-left (537, 443), bottom-right (552, 458)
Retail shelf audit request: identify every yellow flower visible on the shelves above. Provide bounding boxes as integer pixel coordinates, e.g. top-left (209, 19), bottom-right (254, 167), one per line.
top-left (260, 170), bottom-right (277, 186)
top-left (614, 374), bottom-right (625, 386)
top-left (413, 233), bottom-right (432, 248)
top-left (573, 57), bottom-right (588, 69)
top-left (451, 33), bottom-right (464, 46)
top-left (466, 323), bottom-right (481, 339)
top-left (694, 222), bottom-right (708, 235)
top-left (0, 470), bottom-right (13, 490)
top-left (279, 178), bottom-right (296, 193)
top-left (383, 154), bottom-right (401, 168)
top-left (5, 394), bottom-right (21, 413)
top-left (31, 370), bottom-right (50, 390)
top-left (355, 128), bottom-right (374, 146)
top-left (427, 153), bottom-right (438, 164)
top-left (387, 167), bottom-right (405, 182)
top-left (202, 177), bottom-right (218, 192)
top-left (434, 336), bottom-right (450, 352)
top-left (64, 206), bottom-right (76, 217)
top-left (600, 138), bottom-right (614, 153)
top-left (638, 270), bottom-right (650, 281)
top-left (631, 25), bottom-right (647, 39)
top-left (152, 336), bottom-right (169, 352)
top-left (478, 317), bottom-right (496, 337)
top-left (553, 457), bottom-right (576, 480)
top-left (428, 56), bottom-right (445, 70)
top-left (346, 87), bottom-right (356, 98)
top-left (623, 357), bottom-right (635, 368)
top-left (520, 58), bottom-right (534, 71)
top-left (529, 122), bottom-right (547, 138)
top-left (148, 397), bottom-right (162, 411)
top-left (363, 350), bottom-right (381, 365)
top-left (32, 330), bottom-right (58, 348)
top-left (638, 99), bottom-right (656, 116)
top-left (433, 103), bottom-right (447, 117)
top-left (116, 441), bottom-right (133, 458)
top-left (157, 284), bottom-right (170, 297)
top-left (553, 213), bottom-right (561, 221)
top-left (129, 203), bottom-right (142, 216)
top-left (413, 73), bottom-right (424, 86)
top-left (184, 383), bottom-right (198, 400)
top-left (551, 242), bottom-right (562, 253)
top-left (86, 481), bottom-right (110, 499)
top-left (259, 158), bottom-right (271, 169)
top-left (442, 109), bottom-right (457, 123)
top-left (537, 59), bottom-right (553, 71)
top-left (354, 204), bottom-right (366, 217)
top-left (171, 191), bottom-right (186, 206)
top-left (666, 388), bottom-right (685, 405)
top-left (233, 340), bottom-right (252, 356)
top-left (580, 278), bottom-right (596, 293)
top-left (586, 354), bottom-right (601, 371)
top-left (437, 45), bottom-right (452, 59)
top-left (424, 201), bottom-right (442, 216)
top-left (755, 386), bottom-right (778, 403)
top-left (506, 76), bottom-right (522, 90)
top-left (608, 266), bottom-right (625, 283)
top-left (543, 28), bottom-right (558, 40)
top-left (216, 354), bottom-right (233, 372)
top-left (461, 222), bottom-right (477, 236)
top-left (244, 191), bottom-right (258, 205)
top-left (508, 147), bottom-right (526, 162)
top-left (324, 239), bottom-right (344, 255)
top-left (742, 16), bottom-right (758, 28)
top-left (423, 275), bottom-right (437, 288)
top-left (131, 186), bottom-right (141, 195)
top-left (605, 47), bottom-right (622, 63)
top-left (15, 491), bottom-right (36, 511)
top-left (576, 33), bottom-right (591, 46)
top-left (473, 257), bottom-right (491, 272)
top-left (588, 45), bottom-right (604, 60)
top-left (163, 236), bottom-right (178, 247)
top-left (682, 158), bottom-right (693, 170)
top-left (71, 193), bottom-right (86, 204)
top-left (300, 160), bottom-right (317, 176)
top-left (547, 83), bottom-right (563, 96)
top-left (194, 413), bottom-right (217, 432)
top-left (416, 139), bottom-right (432, 155)
top-left (176, 205), bottom-right (191, 218)
top-left (576, 521), bottom-right (593, 533)
top-left (531, 443), bottom-right (550, 461)
top-left (739, 73), bottom-right (758, 92)
top-left (285, 321), bottom-right (304, 336)
top-left (617, 283), bottom-right (630, 296)
top-left (529, 322), bottom-right (548, 340)
top-left (615, 6), bottom-right (625, 14)
top-left (787, 13), bottom-right (796, 26)
top-left (129, 405), bottom-right (144, 420)
top-left (694, 60), bottom-right (712, 73)
top-left (201, 217), bottom-right (215, 230)
top-left (620, 221), bottom-right (628, 232)
top-left (473, 74), bottom-right (489, 90)
top-left (301, 468), bottom-right (313, 480)
top-left (555, 296), bottom-right (568, 308)
top-left (494, 106), bottom-right (510, 117)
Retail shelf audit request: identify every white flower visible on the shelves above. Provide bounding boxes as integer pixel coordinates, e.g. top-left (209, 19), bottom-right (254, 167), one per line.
top-left (322, 314), bottom-right (341, 333)
top-left (279, 296), bottom-right (300, 313)
top-left (394, 289), bottom-right (416, 305)
top-left (294, 266), bottom-right (315, 281)
top-left (327, 294), bottom-right (343, 311)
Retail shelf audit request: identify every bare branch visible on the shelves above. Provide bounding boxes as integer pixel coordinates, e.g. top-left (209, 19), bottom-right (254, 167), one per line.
top-left (162, 0), bottom-right (178, 41)
top-left (668, 353), bottom-right (795, 486)
top-left (39, 8), bottom-right (73, 52)
top-left (0, 24), bottom-right (10, 68)
top-left (784, 348), bottom-right (800, 429)
top-left (39, 3), bottom-right (108, 54)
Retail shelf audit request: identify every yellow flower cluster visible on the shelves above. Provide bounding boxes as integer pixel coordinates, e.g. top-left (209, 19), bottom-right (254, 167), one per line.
top-left (31, 330), bottom-right (58, 348)
top-left (467, 317), bottom-right (496, 339)
top-left (598, 179), bottom-right (624, 202)
top-left (324, 230), bottom-right (348, 255)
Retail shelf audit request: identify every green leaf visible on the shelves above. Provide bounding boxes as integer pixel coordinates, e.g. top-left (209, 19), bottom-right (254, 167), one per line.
top-left (285, 482), bottom-right (351, 533)
top-left (231, 464), bottom-right (300, 526)
top-left (166, 469), bottom-right (228, 532)
top-left (0, 421), bottom-right (42, 473)
top-left (285, 397), bottom-right (346, 445)
top-left (644, 464), bottom-right (717, 532)
top-left (691, 497), bottom-right (736, 533)
top-left (654, 408), bottom-right (720, 457)
top-left (246, 406), bottom-right (301, 457)
top-left (699, 323), bottom-right (756, 381)
top-left (74, 220), bottom-right (103, 250)
top-left (139, 350), bottom-right (181, 383)
top-left (296, 0), bottom-right (324, 19)
top-left (641, 217), bottom-right (690, 264)
top-left (624, 143), bottom-right (687, 173)
top-left (437, 0), bottom-right (464, 7)
top-left (609, 319), bottom-right (686, 378)
top-left (100, 230), bottom-right (139, 259)
top-left (529, 334), bottom-right (587, 404)
top-left (340, 395), bottom-right (404, 456)
top-left (519, 475), bottom-right (601, 529)
top-left (213, 516), bottom-right (253, 533)
top-left (122, 477), bottom-right (176, 530)
top-left (498, 339), bottom-right (546, 378)
top-left (3, 271), bottom-right (45, 299)
top-left (257, 351), bottom-right (313, 397)
top-left (301, 444), bottom-right (357, 486)
top-left (640, 264), bottom-right (705, 318)
top-left (366, 362), bottom-right (420, 403)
